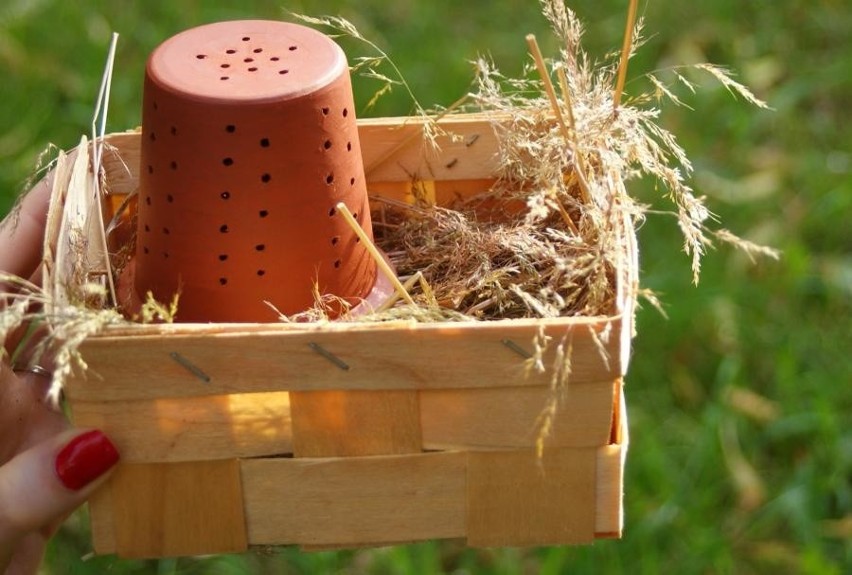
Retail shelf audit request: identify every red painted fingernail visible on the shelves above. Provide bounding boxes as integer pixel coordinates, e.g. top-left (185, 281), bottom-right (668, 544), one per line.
top-left (55, 430), bottom-right (120, 491)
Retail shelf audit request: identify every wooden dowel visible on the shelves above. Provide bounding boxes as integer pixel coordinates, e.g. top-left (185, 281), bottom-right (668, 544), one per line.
top-left (335, 202), bottom-right (415, 306)
top-left (613, 0), bottom-right (639, 109)
top-left (557, 67), bottom-right (592, 205)
top-left (526, 34), bottom-right (572, 143)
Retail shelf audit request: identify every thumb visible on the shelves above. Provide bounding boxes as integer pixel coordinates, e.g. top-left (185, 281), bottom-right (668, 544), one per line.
top-left (0, 429), bottom-right (119, 561)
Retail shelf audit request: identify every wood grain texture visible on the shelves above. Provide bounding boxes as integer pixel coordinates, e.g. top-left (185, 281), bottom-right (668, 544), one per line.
top-left (70, 391), bottom-right (292, 463)
top-left (290, 390), bottom-right (422, 457)
top-left (241, 451), bottom-right (467, 546)
top-left (467, 447), bottom-right (597, 547)
top-left (359, 114), bottom-right (503, 182)
top-left (65, 316), bottom-right (623, 402)
top-left (107, 460), bottom-right (247, 558)
top-left (420, 381), bottom-right (616, 450)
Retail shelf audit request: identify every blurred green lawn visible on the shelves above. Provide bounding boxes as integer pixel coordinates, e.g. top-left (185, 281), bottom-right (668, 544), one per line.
top-left (1, 1), bottom-right (849, 573)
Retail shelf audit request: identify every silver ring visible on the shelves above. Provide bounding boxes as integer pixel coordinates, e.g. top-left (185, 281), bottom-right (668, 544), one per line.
top-left (12, 364), bottom-right (52, 378)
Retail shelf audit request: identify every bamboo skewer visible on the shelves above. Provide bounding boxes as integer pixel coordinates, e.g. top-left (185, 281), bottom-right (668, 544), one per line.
top-left (526, 34), bottom-right (592, 208)
top-left (557, 67), bottom-right (593, 206)
top-left (526, 34), bottom-right (572, 145)
top-left (335, 201), bottom-right (415, 306)
top-left (613, 0), bottom-right (639, 109)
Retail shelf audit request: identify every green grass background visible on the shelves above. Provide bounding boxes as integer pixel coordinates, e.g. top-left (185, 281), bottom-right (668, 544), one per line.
top-left (1, 1), bottom-right (849, 573)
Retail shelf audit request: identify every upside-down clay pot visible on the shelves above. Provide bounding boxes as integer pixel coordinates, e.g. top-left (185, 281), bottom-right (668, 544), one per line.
top-left (124, 20), bottom-right (380, 322)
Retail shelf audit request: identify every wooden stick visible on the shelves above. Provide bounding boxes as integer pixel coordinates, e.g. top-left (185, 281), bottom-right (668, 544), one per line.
top-left (613, 0), bottom-right (639, 109)
top-left (335, 202), bottom-right (415, 306)
top-left (527, 34), bottom-right (590, 214)
top-left (375, 271), bottom-right (423, 313)
top-left (526, 34), bottom-right (571, 143)
top-left (557, 67), bottom-right (592, 206)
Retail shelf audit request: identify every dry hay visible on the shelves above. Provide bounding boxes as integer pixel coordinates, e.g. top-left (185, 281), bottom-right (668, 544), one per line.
top-left (343, 0), bottom-right (772, 323)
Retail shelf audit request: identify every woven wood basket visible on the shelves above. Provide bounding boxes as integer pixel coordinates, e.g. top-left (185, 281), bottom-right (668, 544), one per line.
top-left (61, 113), bottom-right (634, 558)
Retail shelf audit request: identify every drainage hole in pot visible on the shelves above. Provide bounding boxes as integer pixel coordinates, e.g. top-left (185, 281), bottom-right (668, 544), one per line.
top-left (255, 244), bottom-right (265, 252)
top-left (219, 254), bottom-right (228, 261)
top-left (259, 209), bottom-right (269, 218)
top-left (145, 197), bottom-right (151, 206)
top-left (257, 269), bottom-right (266, 277)
top-left (170, 161), bottom-right (177, 170)
top-left (321, 107), bottom-right (330, 116)
top-left (147, 165), bottom-right (153, 174)
top-left (221, 191), bottom-right (231, 200)
top-left (144, 224), bottom-right (150, 232)
top-left (225, 124), bottom-right (236, 133)
top-left (328, 207), bottom-right (336, 217)
top-left (149, 132), bottom-right (156, 142)
top-left (352, 211), bottom-right (359, 220)
top-left (170, 126), bottom-right (177, 136)
top-left (163, 252), bottom-right (169, 259)
top-left (226, 49), bottom-right (236, 54)
top-left (244, 57), bottom-right (254, 63)
top-left (326, 173), bottom-right (334, 184)
top-left (278, 69), bottom-right (289, 75)
top-left (163, 227), bottom-right (170, 235)
top-left (343, 108), bottom-right (349, 118)
top-left (347, 142), bottom-right (352, 152)
top-left (260, 138), bottom-right (270, 147)
top-left (196, 54), bottom-right (207, 59)
top-left (143, 247), bottom-right (149, 255)
top-left (220, 76), bottom-right (230, 81)
top-left (261, 173), bottom-right (271, 183)
top-left (331, 236), bottom-right (339, 246)
top-left (289, 45), bottom-right (298, 51)
top-left (334, 260), bottom-right (342, 269)
top-left (350, 177), bottom-right (356, 186)
top-left (323, 140), bottom-right (332, 150)
top-left (221, 63), bottom-right (230, 69)
top-left (242, 36), bottom-right (251, 42)
top-left (270, 56), bottom-right (280, 61)
top-left (167, 194), bottom-right (174, 203)
top-left (219, 277), bottom-right (228, 285)
top-left (222, 157), bottom-right (234, 166)
top-left (248, 67), bottom-right (258, 72)
top-left (253, 48), bottom-right (263, 54)
top-left (220, 224), bottom-right (229, 233)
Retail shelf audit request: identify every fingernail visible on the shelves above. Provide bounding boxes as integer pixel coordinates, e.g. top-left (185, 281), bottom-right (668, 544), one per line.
top-left (55, 430), bottom-right (120, 491)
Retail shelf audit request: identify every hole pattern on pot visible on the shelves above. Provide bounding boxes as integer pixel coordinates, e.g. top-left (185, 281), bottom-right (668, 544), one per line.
top-left (185, 33), bottom-right (308, 80)
top-left (138, 21), bottom-right (374, 320)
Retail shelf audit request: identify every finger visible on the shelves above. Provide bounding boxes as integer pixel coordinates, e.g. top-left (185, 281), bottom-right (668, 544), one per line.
top-left (0, 171), bottom-right (53, 278)
top-left (0, 429), bottom-right (119, 567)
top-left (4, 530), bottom-right (45, 575)
top-left (0, 367), bottom-right (65, 463)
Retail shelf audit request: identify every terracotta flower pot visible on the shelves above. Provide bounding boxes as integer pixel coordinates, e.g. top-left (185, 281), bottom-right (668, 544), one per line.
top-left (123, 20), bottom-right (380, 322)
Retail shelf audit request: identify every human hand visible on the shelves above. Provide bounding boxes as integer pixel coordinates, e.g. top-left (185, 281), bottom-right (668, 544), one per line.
top-left (0, 174), bottom-right (119, 574)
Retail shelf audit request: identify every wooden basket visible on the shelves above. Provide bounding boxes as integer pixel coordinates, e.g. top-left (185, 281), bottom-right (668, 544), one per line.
top-left (63, 113), bottom-right (634, 558)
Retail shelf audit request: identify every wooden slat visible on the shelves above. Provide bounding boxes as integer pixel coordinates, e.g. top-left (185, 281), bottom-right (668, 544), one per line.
top-left (106, 460), bottom-right (247, 558)
top-left (241, 451), bottom-right (467, 546)
top-left (87, 481), bottom-right (117, 555)
top-left (368, 178), bottom-right (496, 207)
top-left (420, 381), bottom-right (616, 450)
top-left (466, 447), bottom-right (597, 547)
top-left (595, 444), bottom-right (625, 538)
top-left (69, 391), bottom-right (292, 463)
top-left (65, 316), bottom-right (623, 402)
top-left (290, 390), bottom-right (421, 457)
top-left (359, 114), bottom-right (502, 183)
